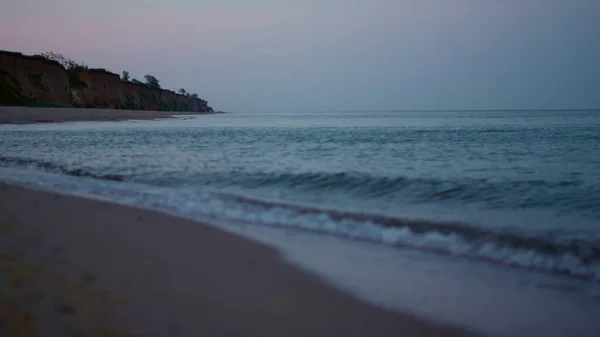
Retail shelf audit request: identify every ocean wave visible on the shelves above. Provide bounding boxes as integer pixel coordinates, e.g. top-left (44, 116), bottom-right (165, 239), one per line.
top-left (1, 164), bottom-right (599, 281)
top-left (212, 192), bottom-right (600, 280)
top-left (0, 156), bottom-right (127, 181)
top-left (138, 171), bottom-right (598, 219)
top-left (1, 155), bottom-right (600, 280)
top-left (1, 155), bottom-right (598, 218)
top-left (144, 170), bottom-right (589, 203)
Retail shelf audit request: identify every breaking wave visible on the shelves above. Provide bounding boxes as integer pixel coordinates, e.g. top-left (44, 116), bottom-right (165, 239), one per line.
top-left (1, 163), bottom-right (599, 281)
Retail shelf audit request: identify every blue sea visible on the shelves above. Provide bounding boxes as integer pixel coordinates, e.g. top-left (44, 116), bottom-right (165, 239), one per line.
top-left (1, 110), bottom-right (599, 282)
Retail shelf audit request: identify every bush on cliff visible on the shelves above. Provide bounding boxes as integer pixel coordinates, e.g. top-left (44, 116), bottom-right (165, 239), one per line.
top-left (121, 71), bottom-right (130, 82)
top-left (123, 94), bottom-right (139, 110)
top-left (68, 70), bottom-right (88, 90)
top-left (144, 75), bottom-right (161, 89)
top-left (178, 88), bottom-right (201, 100)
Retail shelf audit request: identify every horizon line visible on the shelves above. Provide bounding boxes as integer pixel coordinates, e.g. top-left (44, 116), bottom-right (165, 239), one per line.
top-left (228, 108), bottom-right (600, 113)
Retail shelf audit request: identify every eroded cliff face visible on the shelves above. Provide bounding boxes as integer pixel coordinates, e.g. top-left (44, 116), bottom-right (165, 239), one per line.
top-left (73, 70), bottom-right (123, 108)
top-left (0, 50), bottom-right (213, 112)
top-left (0, 51), bottom-right (71, 105)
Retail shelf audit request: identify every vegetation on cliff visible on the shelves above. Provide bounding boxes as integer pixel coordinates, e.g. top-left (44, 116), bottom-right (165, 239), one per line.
top-left (118, 69), bottom-right (201, 101)
top-left (38, 52), bottom-right (89, 90)
top-left (177, 88), bottom-right (200, 99)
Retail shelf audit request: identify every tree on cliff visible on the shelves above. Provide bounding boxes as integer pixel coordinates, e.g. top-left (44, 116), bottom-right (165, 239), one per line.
top-left (144, 75), bottom-right (161, 89)
top-left (121, 71), bottom-right (130, 82)
top-left (176, 88), bottom-right (200, 99)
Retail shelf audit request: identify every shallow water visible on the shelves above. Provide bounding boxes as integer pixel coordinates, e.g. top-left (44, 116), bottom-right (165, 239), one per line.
top-left (1, 110), bottom-right (599, 279)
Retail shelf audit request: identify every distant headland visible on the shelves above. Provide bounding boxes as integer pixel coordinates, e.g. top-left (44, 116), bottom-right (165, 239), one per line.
top-left (0, 50), bottom-right (214, 113)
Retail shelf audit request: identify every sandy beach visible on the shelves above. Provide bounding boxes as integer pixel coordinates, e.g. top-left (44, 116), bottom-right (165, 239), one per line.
top-left (0, 106), bottom-right (215, 125)
top-left (0, 182), bottom-right (478, 337)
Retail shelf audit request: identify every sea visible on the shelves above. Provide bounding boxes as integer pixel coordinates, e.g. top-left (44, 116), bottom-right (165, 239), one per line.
top-left (1, 110), bottom-right (600, 336)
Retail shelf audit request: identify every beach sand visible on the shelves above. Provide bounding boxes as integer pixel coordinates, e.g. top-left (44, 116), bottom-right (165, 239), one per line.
top-left (0, 182), bottom-right (479, 337)
top-left (0, 106), bottom-right (215, 124)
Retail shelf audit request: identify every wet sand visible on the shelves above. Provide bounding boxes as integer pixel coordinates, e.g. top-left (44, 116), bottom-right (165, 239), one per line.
top-left (0, 106), bottom-right (216, 124)
top-left (0, 182), bottom-right (478, 337)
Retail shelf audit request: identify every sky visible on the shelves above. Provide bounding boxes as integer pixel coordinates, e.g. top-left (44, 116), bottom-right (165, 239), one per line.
top-left (2, 0), bottom-right (599, 112)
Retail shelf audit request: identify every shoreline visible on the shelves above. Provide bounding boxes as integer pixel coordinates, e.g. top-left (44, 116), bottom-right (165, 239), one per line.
top-left (0, 106), bottom-right (220, 125)
top-left (0, 181), bottom-right (477, 337)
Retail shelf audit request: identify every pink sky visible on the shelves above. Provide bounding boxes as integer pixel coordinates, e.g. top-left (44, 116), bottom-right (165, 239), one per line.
top-left (2, 0), bottom-right (599, 111)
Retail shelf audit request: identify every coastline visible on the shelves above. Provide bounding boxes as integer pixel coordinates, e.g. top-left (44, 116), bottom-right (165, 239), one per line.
top-left (0, 182), bottom-right (477, 337)
top-left (0, 106), bottom-right (219, 125)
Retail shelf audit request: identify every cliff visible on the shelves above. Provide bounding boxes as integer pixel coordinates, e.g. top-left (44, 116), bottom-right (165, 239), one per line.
top-left (0, 50), bottom-right (213, 112)
top-left (0, 51), bottom-right (71, 106)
